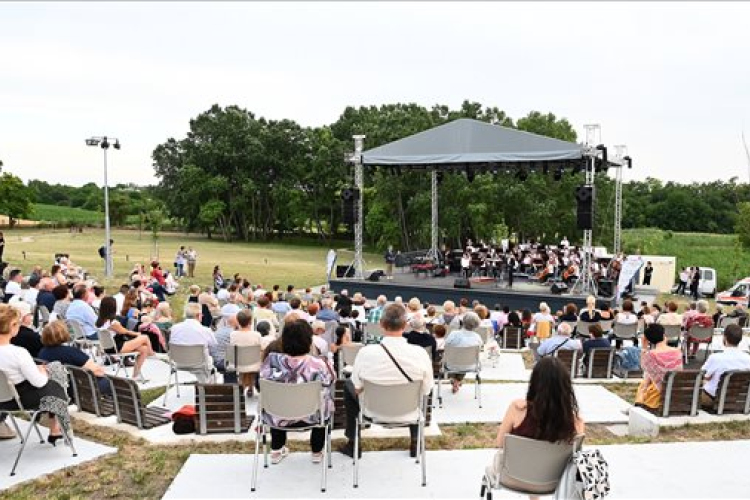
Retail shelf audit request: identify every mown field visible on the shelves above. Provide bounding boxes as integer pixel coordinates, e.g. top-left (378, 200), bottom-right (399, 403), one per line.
top-left (621, 228), bottom-right (748, 291)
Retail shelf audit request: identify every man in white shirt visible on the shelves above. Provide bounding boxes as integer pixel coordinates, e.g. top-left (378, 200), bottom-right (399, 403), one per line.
top-left (113, 284), bottom-right (129, 316)
top-left (65, 284), bottom-right (99, 339)
top-left (4, 270), bottom-right (23, 297)
top-left (339, 304), bottom-right (433, 459)
top-left (169, 303), bottom-right (217, 382)
top-left (701, 324), bottom-right (750, 407)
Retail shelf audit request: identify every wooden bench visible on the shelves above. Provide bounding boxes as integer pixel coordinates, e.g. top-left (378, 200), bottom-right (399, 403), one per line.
top-left (584, 348), bottom-right (615, 379)
top-left (194, 384), bottom-right (253, 434)
top-left (67, 365), bottom-right (115, 417)
top-left (705, 370), bottom-right (750, 415)
top-left (501, 327), bottom-right (524, 350)
top-left (107, 375), bottom-right (171, 429)
top-left (650, 370), bottom-right (704, 418)
top-left (554, 349), bottom-right (579, 377)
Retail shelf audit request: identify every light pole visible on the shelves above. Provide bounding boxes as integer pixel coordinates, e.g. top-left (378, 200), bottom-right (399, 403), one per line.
top-left (86, 136), bottom-right (120, 278)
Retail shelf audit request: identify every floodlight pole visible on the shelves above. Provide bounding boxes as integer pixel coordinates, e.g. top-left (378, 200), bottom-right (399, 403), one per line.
top-left (427, 168), bottom-right (439, 261)
top-left (353, 135), bottom-right (366, 279)
top-left (613, 145), bottom-right (627, 256)
top-left (86, 135), bottom-right (120, 279)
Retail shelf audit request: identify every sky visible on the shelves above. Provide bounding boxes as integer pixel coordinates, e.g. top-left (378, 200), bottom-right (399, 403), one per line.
top-left (1, 1), bottom-right (749, 187)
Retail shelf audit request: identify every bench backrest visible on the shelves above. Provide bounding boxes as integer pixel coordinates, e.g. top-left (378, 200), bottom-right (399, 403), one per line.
top-left (585, 348), bottom-right (615, 378)
top-left (195, 383), bottom-right (251, 434)
top-left (554, 349), bottom-right (578, 377)
top-left (715, 370), bottom-right (750, 415)
top-left (660, 370), bottom-right (704, 417)
top-left (502, 326), bottom-right (524, 350)
top-left (107, 375), bottom-right (147, 428)
top-left (67, 365), bottom-right (101, 416)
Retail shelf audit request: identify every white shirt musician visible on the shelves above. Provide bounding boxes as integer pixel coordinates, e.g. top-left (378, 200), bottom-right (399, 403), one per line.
top-left (461, 252), bottom-right (471, 278)
top-left (561, 236), bottom-right (570, 248)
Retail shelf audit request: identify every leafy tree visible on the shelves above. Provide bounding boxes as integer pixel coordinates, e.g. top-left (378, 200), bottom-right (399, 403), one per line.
top-left (0, 172), bottom-right (34, 227)
top-left (735, 202), bottom-right (750, 248)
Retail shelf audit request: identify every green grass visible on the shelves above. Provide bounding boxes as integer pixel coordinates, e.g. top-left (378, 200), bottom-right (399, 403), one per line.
top-left (30, 203), bottom-right (103, 224)
top-left (622, 228), bottom-right (748, 290)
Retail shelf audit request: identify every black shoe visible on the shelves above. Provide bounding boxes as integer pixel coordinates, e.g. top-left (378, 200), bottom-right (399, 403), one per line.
top-left (337, 441), bottom-right (362, 459)
top-left (47, 434), bottom-right (63, 447)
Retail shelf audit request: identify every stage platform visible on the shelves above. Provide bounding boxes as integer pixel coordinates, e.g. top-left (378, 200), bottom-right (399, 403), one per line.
top-left (329, 271), bottom-right (596, 311)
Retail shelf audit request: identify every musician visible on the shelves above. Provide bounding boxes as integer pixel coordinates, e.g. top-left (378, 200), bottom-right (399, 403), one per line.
top-left (562, 263), bottom-right (579, 284)
top-left (506, 254), bottom-right (517, 288)
top-left (460, 251), bottom-right (471, 278)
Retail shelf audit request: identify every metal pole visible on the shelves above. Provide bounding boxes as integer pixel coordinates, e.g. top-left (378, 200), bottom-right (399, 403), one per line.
top-left (613, 145), bottom-right (626, 256)
top-left (571, 124), bottom-right (600, 296)
top-left (428, 168), bottom-right (439, 260)
top-left (103, 144), bottom-right (112, 278)
top-left (353, 135), bottom-right (365, 279)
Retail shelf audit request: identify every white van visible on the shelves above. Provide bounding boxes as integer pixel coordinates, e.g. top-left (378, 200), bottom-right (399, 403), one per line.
top-left (716, 277), bottom-right (750, 306)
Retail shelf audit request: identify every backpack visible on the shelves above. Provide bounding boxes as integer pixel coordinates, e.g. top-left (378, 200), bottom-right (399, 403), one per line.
top-left (555, 449), bottom-right (610, 500)
top-left (98, 246), bottom-right (106, 258)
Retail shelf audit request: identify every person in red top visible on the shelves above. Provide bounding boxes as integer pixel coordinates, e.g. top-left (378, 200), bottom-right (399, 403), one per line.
top-left (150, 261), bottom-right (166, 286)
top-left (684, 299), bottom-right (714, 358)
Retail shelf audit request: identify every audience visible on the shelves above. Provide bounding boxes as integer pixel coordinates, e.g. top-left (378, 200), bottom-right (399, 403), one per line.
top-left (403, 315), bottom-right (438, 359)
top-left (66, 284), bottom-right (99, 340)
top-left (582, 324), bottom-right (610, 366)
top-left (10, 302), bottom-right (42, 358)
top-left (535, 323), bottom-right (581, 360)
top-left (444, 312), bottom-right (483, 394)
top-left (684, 299), bottom-right (714, 358)
top-left (635, 324), bottom-right (683, 410)
top-left (700, 324), bottom-right (750, 408)
top-left (96, 297), bottom-right (153, 381)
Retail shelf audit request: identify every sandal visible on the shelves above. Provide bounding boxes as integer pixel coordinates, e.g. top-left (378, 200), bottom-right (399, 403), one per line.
top-left (271, 446), bottom-right (289, 464)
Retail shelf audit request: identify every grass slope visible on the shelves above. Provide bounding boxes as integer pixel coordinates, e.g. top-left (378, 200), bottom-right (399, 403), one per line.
top-left (31, 204), bottom-right (103, 224)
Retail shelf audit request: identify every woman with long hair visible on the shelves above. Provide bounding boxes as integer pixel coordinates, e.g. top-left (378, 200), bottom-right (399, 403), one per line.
top-left (487, 357), bottom-right (584, 492)
top-left (120, 289), bottom-right (140, 319)
top-left (97, 296), bottom-right (153, 381)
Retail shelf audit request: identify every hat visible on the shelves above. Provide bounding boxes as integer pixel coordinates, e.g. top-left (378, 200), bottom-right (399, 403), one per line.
top-left (11, 301), bottom-right (32, 318)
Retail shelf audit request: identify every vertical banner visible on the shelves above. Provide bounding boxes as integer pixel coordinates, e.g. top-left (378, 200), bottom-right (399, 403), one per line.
top-left (326, 249), bottom-right (337, 282)
top-left (617, 255), bottom-right (644, 299)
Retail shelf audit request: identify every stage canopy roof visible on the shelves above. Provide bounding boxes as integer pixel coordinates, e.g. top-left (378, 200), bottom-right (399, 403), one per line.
top-left (362, 118), bottom-right (598, 170)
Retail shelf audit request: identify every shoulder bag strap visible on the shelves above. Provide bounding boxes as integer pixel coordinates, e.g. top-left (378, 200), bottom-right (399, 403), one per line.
top-left (543, 337), bottom-right (570, 358)
top-left (380, 343), bottom-right (413, 382)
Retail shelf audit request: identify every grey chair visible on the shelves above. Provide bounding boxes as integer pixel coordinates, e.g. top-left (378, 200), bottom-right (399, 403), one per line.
top-left (224, 344), bottom-right (261, 379)
top-left (685, 325), bottom-right (715, 363)
top-left (611, 322), bottom-right (639, 347)
top-left (438, 344), bottom-right (482, 408)
top-left (252, 379), bottom-right (332, 493)
top-left (354, 379), bottom-right (428, 488)
top-left (0, 369), bottom-right (77, 476)
top-left (480, 434), bottom-right (584, 499)
top-left (98, 328), bottom-right (138, 378)
top-left (363, 322), bottom-right (383, 344)
top-left (662, 324), bottom-right (682, 347)
top-left (163, 343), bottom-right (215, 405)
top-left (67, 318), bottom-right (100, 358)
top-left (339, 343), bottom-right (365, 378)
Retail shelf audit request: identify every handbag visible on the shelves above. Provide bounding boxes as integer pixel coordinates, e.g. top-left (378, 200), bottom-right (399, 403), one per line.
top-left (635, 379), bottom-right (661, 409)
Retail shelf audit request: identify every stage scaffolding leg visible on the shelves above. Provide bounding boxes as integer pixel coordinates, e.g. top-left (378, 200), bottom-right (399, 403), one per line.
top-left (426, 168), bottom-right (439, 261)
top-left (571, 125), bottom-right (600, 297)
top-left (351, 135), bottom-right (366, 279)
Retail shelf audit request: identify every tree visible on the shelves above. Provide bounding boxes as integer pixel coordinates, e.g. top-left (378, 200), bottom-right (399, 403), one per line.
top-left (0, 172), bottom-right (34, 227)
top-left (735, 202), bottom-right (750, 248)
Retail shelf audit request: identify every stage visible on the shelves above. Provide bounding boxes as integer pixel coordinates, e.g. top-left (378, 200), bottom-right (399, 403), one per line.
top-left (329, 269), bottom-right (599, 312)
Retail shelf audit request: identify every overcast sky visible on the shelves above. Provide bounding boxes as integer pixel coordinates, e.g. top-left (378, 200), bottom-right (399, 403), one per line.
top-left (1, 2), bottom-right (749, 187)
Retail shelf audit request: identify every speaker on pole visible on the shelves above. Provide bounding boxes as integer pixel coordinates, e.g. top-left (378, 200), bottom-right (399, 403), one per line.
top-left (341, 187), bottom-right (359, 225)
top-left (575, 185), bottom-right (595, 230)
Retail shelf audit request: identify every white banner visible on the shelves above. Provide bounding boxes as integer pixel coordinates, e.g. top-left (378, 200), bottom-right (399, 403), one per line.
top-left (617, 256), bottom-right (644, 298)
top-left (326, 249), bottom-right (337, 281)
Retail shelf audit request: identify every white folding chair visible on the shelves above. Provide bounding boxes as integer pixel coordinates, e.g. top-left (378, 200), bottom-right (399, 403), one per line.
top-left (98, 328), bottom-right (138, 378)
top-left (663, 324), bottom-right (682, 347)
top-left (224, 344), bottom-right (261, 381)
top-left (354, 379), bottom-right (428, 488)
top-left (611, 322), bottom-right (639, 347)
top-left (685, 325), bottom-right (715, 363)
top-left (363, 322), bottom-right (382, 344)
top-left (67, 318), bottom-right (100, 359)
top-left (0, 369), bottom-right (77, 476)
top-left (339, 343), bottom-right (364, 378)
top-left (438, 344), bottom-right (482, 408)
top-left (163, 344), bottom-right (215, 405)
top-left (252, 379), bottom-right (332, 493)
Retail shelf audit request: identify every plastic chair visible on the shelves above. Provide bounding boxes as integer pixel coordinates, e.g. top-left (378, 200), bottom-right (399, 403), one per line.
top-left (224, 344), bottom-right (261, 377)
top-left (685, 325), bottom-right (715, 363)
top-left (339, 343), bottom-right (364, 378)
top-left (98, 329), bottom-right (138, 378)
top-left (611, 322), bottom-right (638, 346)
top-left (163, 343), bottom-right (215, 405)
top-left (480, 434), bottom-right (584, 499)
top-left (0, 369), bottom-right (77, 476)
top-left (251, 379), bottom-right (332, 493)
top-left (67, 318), bottom-right (100, 358)
top-left (662, 324), bottom-right (682, 347)
top-left (438, 344), bottom-right (482, 408)
top-left (354, 379), bottom-right (428, 488)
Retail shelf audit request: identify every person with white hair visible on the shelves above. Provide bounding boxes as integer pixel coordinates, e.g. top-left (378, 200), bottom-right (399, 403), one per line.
top-left (438, 300), bottom-right (457, 325)
top-left (531, 302), bottom-right (555, 340)
top-left (311, 320), bottom-right (330, 356)
top-left (685, 299), bottom-right (714, 358)
top-left (444, 312), bottom-right (483, 393)
top-left (535, 322), bottom-right (582, 361)
top-left (406, 297), bottom-right (425, 321)
top-left (367, 295), bottom-right (388, 323)
top-left (403, 315), bottom-right (437, 359)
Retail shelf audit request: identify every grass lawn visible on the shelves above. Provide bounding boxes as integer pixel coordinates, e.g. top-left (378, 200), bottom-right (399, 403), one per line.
top-left (30, 204), bottom-right (104, 225)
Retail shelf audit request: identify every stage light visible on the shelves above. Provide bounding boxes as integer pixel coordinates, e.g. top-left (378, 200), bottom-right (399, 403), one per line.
top-left (114, 140), bottom-right (121, 150)
top-left (85, 138), bottom-right (99, 147)
top-left (101, 138), bottom-right (110, 149)
top-left (624, 156), bottom-right (632, 169)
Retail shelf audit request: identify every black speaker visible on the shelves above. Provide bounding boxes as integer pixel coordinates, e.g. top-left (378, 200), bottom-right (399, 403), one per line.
top-left (453, 278), bottom-right (471, 289)
top-left (575, 185), bottom-right (595, 230)
top-left (341, 187), bottom-right (360, 225)
top-left (550, 282), bottom-right (568, 295)
top-left (367, 270), bottom-right (384, 282)
top-left (335, 265), bottom-right (355, 278)
top-left (598, 278), bottom-right (614, 297)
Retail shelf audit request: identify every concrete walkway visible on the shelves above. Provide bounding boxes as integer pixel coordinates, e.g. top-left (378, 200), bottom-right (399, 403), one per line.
top-left (0, 420), bottom-right (116, 492)
top-left (163, 440), bottom-right (750, 499)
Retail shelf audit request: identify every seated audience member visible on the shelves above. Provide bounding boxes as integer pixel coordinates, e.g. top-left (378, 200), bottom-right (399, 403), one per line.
top-left (726, 304), bottom-right (749, 327)
top-left (120, 289), bottom-right (141, 321)
top-left (403, 315), bottom-right (438, 359)
top-left (0, 305), bottom-right (70, 444)
top-left (316, 298), bottom-right (339, 323)
top-left (209, 312), bottom-right (237, 378)
top-left (256, 320), bottom-right (278, 352)
top-left (36, 278), bottom-right (56, 313)
top-left (66, 284), bottom-right (99, 340)
top-left (578, 295), bottom-right (602, 326)
top-left (438, 300), bottom-right (457, 326)
top-left (700, 324), bottom-right (750, 408)
top-left (366, 295), bottom-right (387, 324)
top-left (260, 320), bottom-right (335, 464)
top-left (97, 297), bottom-right (153, 381)
top-left (681, 302), bottom-right (698, 328)
top-left (531, 302), bottom-right (555, 340)
top-left (444, 312), bottom-right (483, 394)
top-left (432, 324), bottom-right (447, 353)
top-left (4, 269), bottom-right (23, 300)
top-left (491, 305), bottom-right (509, 332)
top-left (271, 293), bottom-right (292, 314)
top-left (520, 309), bottom-right (533, 336)
top-left (535, 323), bottom-right (582, 361)
top-left (338, 304), bottom-right (433, 459)
top-left (187, 284), bottom-right (201, 304)
top-left (170, 303), bottom-right (216, 358)
top-left (506, 311), bottom-right (523, 329)
top-left (90, 286), bottom-right (105, 310)
top-left (51, 284), bottom-right (71, 320)
top-left (306, 302), bottom-right (319, 323)
top-left (254, 296), bottom-right (281, 331)
top-left (310, 320), bottom-right (329, 357)
top-left (582, 324), bottom-right (611, 366)
top-left (475, 305), bottom-right (494, 331)
top-left (229, 309), bottom-right (263, 393)
top-left (153, 302), bottom-right (174, 330)
top-left (559, 303), bottom-right (579, 322)
top-left (597, 300), bottom-right (614, 321)
top-left (38, 320), bottom-right (110, 394)
top-left (9, 302), bottom-right (42, 358)
top-left (612, 299), bottom-right (639, 348)
top-left (424, 306), bottom-right (439, 326)
top-left (485, 357), bottom-right (585, 490)
top-left (406, 297), bottom-right (424, 321)
top-left (635, 324), bottom-right (683, 410)
top-left (656, 301), bottom-right (682, 326)
top-left (684, 299), bottom-right (714, 358)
